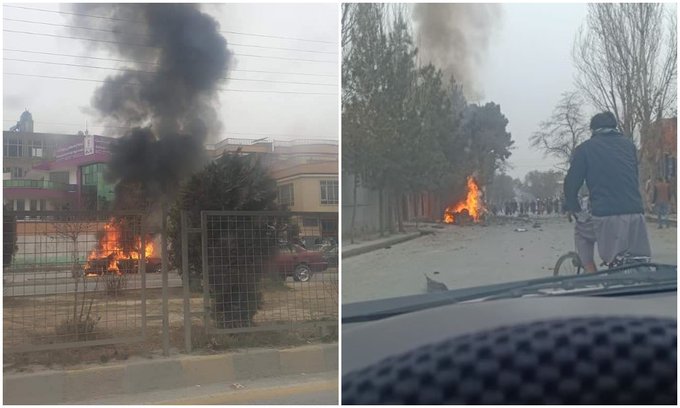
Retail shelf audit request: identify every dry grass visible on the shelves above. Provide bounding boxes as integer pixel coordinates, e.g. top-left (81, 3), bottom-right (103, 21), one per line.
top-left (4, 278), bottom-right (337, 371)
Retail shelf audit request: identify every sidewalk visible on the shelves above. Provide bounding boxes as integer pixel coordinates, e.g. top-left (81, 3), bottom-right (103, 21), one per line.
top-left (68, 371), bottom-right (338, 405)
top-left (3, 343), bottom-right (338, 404)
top-left (342, 223), bottom-right (437, 258)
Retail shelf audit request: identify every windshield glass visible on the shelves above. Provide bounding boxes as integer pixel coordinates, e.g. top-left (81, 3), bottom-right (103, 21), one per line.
top-left (341, 3), bottom-right (678, 306)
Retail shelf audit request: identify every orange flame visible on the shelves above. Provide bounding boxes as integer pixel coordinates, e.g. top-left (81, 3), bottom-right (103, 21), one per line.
top-left (443, 177), bottom-right (485, 224)
top-left (86, 218), bottom-right (154, 274)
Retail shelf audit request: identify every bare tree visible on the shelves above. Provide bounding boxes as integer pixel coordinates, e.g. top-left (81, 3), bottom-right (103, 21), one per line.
top-left (341, 3), bottom-right (358, 49)
top-left (573, 4), bottom-right (676, 145)
top-left (531, 91), bottom-right (589, 171)
top-left (51, 216), bottom-right (99, 340)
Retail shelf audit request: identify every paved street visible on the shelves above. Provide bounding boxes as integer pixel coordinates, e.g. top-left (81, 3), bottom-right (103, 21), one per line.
top-left (343, 217), bottom-right (677, 304)
top-left (3, 271), bottom-right (181, 296)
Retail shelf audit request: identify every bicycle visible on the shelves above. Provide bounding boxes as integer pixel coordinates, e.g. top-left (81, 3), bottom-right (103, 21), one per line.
top-left (553, 251), bottom-right (583, 276)
top-left (553, 250), bottom-right (651, 276)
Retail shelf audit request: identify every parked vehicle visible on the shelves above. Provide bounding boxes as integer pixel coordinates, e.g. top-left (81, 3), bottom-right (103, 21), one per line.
top-left (272, 243), bottom-right (328, 282)
top-left (84, 256), bottom-right (162, 275)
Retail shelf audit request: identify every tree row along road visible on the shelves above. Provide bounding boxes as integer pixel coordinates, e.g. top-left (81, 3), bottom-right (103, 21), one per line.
top-left (342, 218), bottom-right (677, 304)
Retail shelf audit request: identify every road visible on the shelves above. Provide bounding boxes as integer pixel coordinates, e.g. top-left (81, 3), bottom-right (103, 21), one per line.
top-left (343, 217), bottom-right (677, 304)
top-left (71, 372), bottom-right (338, 405)
top-left (4, 268), bottom-right (338, 297)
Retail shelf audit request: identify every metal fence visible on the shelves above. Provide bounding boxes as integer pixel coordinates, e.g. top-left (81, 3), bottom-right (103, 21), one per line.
top-left (4, 209), bottom-right (339, 357)
top-left (182, 211), bottom-right (338, 339)
top-left (3, 211), bottom-right (148, 352)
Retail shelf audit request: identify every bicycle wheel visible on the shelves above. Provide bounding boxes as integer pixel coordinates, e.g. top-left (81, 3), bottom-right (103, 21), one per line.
top-left (554, 252), bottom-right (583, 276)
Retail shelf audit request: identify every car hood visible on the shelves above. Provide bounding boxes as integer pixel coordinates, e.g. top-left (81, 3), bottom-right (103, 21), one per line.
top-left (343, 263), bottom-right (676, 324)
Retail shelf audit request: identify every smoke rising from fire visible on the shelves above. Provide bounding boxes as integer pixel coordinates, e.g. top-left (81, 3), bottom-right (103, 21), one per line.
top-left (69, 4), bottom-right (231, 206)
top-left (412, 4), bottom-right (500, 100)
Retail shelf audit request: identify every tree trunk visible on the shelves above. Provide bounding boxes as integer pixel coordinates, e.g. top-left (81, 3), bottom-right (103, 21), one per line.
top-left (350, 175), bottom-right (358, 244)
top-left (397, 192), bottom-right (404, 233)
top-left (378, 188), bottom-right (384, 237)
top-left (387, 190), bottom-right (395, 235)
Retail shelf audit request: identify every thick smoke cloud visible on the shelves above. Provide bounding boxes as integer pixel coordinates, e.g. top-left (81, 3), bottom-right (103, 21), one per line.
top-left (412, 4), bottom-right (500, 100)
top-left (69, 4), bottom-right (231, 206)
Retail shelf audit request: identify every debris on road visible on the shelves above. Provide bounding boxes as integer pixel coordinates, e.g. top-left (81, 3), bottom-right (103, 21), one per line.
top-left (425, 273), bottom-right (448, 293)
top-left (514, 228), bottom-right (528, 232)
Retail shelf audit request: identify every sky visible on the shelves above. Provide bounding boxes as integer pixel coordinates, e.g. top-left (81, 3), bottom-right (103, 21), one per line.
top-left (476, 3), bottom-right (589, 180)
top-left (3, 3), bottom-right (339, 143)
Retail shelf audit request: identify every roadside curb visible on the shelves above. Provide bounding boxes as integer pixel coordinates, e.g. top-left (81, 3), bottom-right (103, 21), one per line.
top-left (342, 232), bottom-right (423, 259)
top-left (3, 343), bottom-right (338, 405)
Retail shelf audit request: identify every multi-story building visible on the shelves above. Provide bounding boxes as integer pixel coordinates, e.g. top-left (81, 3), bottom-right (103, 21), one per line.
top-left (4, 112), bottom-right (339, 226)
top-left (208, 137), bottom-right (339, 239)
top-left (3, 111), bottom-right (114, 211)
top-left (640, 117), bottom-right (677, 211)
top-left (4, 130), bottom-right (115, 211)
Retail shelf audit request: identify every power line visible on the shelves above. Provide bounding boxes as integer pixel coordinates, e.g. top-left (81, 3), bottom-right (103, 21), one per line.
top-left (4, 72), bottom-right (338, 95)
top-left (4, 57), bottom-right (337, 87)
top-left (3, 48), bottom-right (337, 78)
top-left (4, 29), bottom-right (337, 64)
top-left (3, 5), bottom-right (337, 45)
top-left (1, 118), bottom-right (336, 139)
top-left (3, 18), bottom-right (337, 55)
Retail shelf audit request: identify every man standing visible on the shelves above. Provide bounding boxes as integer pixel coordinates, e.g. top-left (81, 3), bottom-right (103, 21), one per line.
top-left (564, 112), bottom-right (651, 271)
top-left (652, 177), bottom-right (672, 229)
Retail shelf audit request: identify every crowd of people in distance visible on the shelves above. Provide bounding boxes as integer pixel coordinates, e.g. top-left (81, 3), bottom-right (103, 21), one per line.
top-left (489, 197), bottom-right (566, 217)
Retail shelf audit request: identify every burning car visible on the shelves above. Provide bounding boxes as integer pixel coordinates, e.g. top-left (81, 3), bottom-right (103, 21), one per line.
top-left (443, 177), bottom-right (486, 225)
top-left (84, 256), bottom-right (162, 276)
top-left (84, 218), bottom-right (160, 276)
top-left (271, 243), bottom-right (329, 282)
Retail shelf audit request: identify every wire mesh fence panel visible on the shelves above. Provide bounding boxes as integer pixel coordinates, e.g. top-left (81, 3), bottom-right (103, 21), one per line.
top-left (3, 211), bottom-right (150, 352)
top-left (200, 211), bottom-right (338, 334)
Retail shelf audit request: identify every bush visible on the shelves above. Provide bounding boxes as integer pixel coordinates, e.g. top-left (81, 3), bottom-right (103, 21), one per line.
top-left (3, 205), bottom-right (17, 268)
top-left (168, 153), bottom-right (285, 328)
top-left (103, 273), bottom-right (129, 296)
top-left (55, 316), bottom-right (100, 341)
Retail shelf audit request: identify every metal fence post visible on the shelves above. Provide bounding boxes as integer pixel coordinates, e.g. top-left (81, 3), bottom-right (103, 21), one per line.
top-left (181, 211), bottom-right (191, 353)
top-left (140, 216), bottom-right (147, 338)
top-left (161, 204), bottom-right (170, 356)
top-left (201, 212), bottom-right (210, 332)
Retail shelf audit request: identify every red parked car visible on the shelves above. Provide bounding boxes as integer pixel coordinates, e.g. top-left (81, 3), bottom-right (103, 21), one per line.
top-left (272, 243), bottom-right (328, 282)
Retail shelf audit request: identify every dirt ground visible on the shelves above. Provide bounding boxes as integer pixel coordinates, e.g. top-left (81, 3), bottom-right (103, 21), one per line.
top-left (4, 277), bottom-right (337, 372)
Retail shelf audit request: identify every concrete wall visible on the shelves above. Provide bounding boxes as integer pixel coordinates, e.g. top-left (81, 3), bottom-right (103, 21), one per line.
top-left (342, 174), bottom-right (383, 237)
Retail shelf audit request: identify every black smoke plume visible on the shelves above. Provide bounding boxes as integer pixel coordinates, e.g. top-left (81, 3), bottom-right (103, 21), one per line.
top-left (69, 4), bottom-right (231, 208)
top-left (412, 4), bottom-right (500, 100)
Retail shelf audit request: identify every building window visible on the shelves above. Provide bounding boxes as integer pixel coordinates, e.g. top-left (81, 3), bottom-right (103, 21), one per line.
top-left (320, 180), bottom-right (338, 205)
top-left (321, 219), bottom-right (338, 236)
top-left (28, 140), bottom-right (44, 157)
top-left (50, 171), bottom-right (70, 184)
top-left (278, 183), bottom-right (294, 206)
top-left (6, 167), bottom-right (24, 178)
top-left (15, 199), bottom-right (25, 211)
top-left (80, 163), bottom-right (114, 210)
top-left (30, 199), bottom-right (38, 211)
top-left (4, 138), bottom-right (24, 157)
top-left (302, 217), bottom-right (319, 227)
